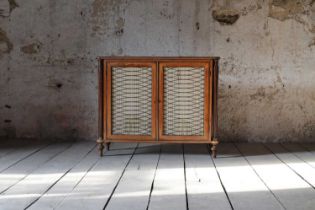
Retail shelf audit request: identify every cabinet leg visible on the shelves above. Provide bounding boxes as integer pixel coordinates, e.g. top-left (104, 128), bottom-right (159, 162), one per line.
top-left (106, 142), bottom-right (111, 151)
top-left (97, 138), bottom-right (104, 157)
top-left (210, 138), bottom-right (219, 158)
top-left (211, 144), bottom-right (217, 158)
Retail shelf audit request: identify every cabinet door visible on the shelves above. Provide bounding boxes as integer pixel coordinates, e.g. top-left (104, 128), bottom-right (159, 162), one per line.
top-left (106, 61), bottom-right (157, 141)
top-left (158, 61), bottom-right (211, 141)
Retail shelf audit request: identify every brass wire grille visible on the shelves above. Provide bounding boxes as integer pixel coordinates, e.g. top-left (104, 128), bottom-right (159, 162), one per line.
top-left (163, 67), bottom-right (205, 136)
top-left (111, 67), bottom-right (152, 135)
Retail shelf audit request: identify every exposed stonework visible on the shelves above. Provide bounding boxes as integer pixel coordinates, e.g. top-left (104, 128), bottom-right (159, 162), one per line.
top-left (212, 9), bottom-right (240, 25)
top-left (268, 0), bottom-right (306, 21)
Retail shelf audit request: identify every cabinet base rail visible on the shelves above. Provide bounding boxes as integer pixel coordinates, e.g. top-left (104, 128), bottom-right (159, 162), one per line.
top-left (96, 138), bottom-right (218, 158)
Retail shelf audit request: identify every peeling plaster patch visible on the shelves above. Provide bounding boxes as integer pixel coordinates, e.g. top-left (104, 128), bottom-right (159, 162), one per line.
top-left (115, 28), bottom-right (124, 36)
top-left (0, 0), bottom-right (9, 17)
top-left (115, 17), bottom-right (125, 36)
top-left (56, 83), bottom-right (63, 89)
top-left (80, 10), bottom-right (85, 17)
top-left (118, 48), bottom-right (123, 55)
top-left (250, 87), bottom-right (281, 102)
top-left (91, 0), bottom-right (106, 17)
top-left (0, 28), bottom-right (13, 56)
top-left (48, 79), bottom-right (63, 91)
top-left (116, 17), bottom-right (124, 28)
top-left (66, 58), bottom-right (75, 65)
top-left (46, 57), bottom-right (76, 66)
top-left (269, 0), bottom-right (305, 21)
top-left (160, 1), bottom-right (175, 19)
top-left (250, 87), bottom-right (266, 101)
top-left (0, 0), bottom-right (18, 17)
top-left (160, 10), bottom-right (175, 19)
top-left (90, 0), bottom-right (124, 36)
top-left (195, 22), bottom-right (200, 30)
top-left (303, 121), bottom-right (315, 139)
top-left (263, 20), bottom-right (271, 36)
top-left (240, 3), bottom-right (262, 16)
top-left (3, 125), bottom-right (16, 138)
top-left (90, 0), bottom-right (109, 35)
top-left (309, 37), bottom-right (315, 47)
top-left (8, 0), bottom-right (18, 12)
top-left (212, 9), bottom-right (240, 25)
top-left (21, 41), bottom-right (42, 54)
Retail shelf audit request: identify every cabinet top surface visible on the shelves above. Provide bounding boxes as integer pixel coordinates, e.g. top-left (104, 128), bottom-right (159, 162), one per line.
top-left (98, 56), bottom-right (220, 61)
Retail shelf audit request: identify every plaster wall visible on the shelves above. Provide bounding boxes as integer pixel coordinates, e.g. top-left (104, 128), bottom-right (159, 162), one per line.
top-left (1, 0), bottom-right (315, 142)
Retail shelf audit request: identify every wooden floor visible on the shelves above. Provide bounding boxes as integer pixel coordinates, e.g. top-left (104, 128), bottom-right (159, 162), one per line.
top-left (1, 142), bottom-right (315, 210)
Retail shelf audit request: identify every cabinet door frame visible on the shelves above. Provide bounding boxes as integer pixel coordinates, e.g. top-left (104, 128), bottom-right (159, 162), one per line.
top-left (158, 61), bottom-right (212, 141)
top-left (105, 60), bottom-right (158, 141)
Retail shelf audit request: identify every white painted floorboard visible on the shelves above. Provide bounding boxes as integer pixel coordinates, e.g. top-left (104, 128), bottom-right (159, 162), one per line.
top-left (0, 145), bottom-right (44, 172)
top-left (1, 142), bottom-right (315, 210)
top-left (148, 144), bottom-right (186, 210)
top-left (0, 143), bottom-right (70, 194)
top-left (105, 143), bottom-right (161, 210)
top-left (0, 142), bottom-right (94, 210)
top-left (0, 147), bottom-right (14, 159)
top-left (282, 143), bottom-right (315, 169)
top-left (184, 144), bottom-right (231, 210)
top-left (214, 143), bottom-right (284, 210)
top-left (265, 143), bottom-right (315, 188)
top-left (28, 146), bottom-right (99, 210)
top-left (55, 143), bottom-right (137, 210)
top-left (237, 143), bottom-right (315, 210)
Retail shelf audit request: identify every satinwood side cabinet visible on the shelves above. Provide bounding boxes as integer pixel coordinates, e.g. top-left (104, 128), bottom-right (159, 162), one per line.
top-left (97, 57), bottom-right (219, 157)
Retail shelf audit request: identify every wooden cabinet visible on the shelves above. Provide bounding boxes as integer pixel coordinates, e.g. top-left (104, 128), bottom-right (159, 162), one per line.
top-left (97, 57), bottom-right (219, 157)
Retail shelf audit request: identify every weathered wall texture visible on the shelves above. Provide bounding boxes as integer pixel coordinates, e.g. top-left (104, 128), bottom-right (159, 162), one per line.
top-left (0, 0), bottom-right (315, 142)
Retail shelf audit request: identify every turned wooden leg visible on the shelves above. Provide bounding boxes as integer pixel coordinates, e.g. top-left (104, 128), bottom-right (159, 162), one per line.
top-left (97, 138), bottom-right (104, 157)
top-left (211, 138), bottom-right (219, 158)
top-left (106, 142), bottom-right (111, 151)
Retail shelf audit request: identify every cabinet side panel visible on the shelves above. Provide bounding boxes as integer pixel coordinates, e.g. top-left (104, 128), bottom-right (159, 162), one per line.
top-left (208, 60), bottom-right (213, 141)
top-left (213, 59), bottom-right (219, 140)
top-left (98, 59), bottom-right (104, 140)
